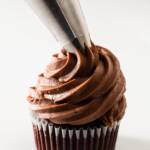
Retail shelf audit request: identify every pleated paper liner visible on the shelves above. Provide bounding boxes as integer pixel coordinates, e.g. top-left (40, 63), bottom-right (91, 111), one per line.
top-left (32, 117), bottom-right (120, 150)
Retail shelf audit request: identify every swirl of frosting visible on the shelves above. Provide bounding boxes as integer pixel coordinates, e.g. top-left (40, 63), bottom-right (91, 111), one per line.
top-left (27, 44), bottom-right (126, 125)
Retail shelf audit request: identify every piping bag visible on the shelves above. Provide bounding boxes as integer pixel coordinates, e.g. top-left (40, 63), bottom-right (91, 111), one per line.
top-left (26, 0), bottom-right (91, 53)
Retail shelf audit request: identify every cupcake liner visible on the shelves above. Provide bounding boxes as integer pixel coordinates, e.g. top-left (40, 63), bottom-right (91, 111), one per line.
top-left (32, 117), bottom-right (119, 150)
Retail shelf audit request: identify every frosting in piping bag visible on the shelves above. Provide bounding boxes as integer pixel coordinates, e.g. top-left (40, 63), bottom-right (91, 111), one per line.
top-left (27, 44), bottom-right (126, 126)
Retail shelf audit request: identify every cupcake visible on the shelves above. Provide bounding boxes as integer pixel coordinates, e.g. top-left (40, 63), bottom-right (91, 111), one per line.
top-left (27, 44), bottom-right (126, 150)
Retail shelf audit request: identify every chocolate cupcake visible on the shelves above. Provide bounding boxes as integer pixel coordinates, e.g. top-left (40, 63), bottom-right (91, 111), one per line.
top-left (27, 45), bottom-right (126, 150)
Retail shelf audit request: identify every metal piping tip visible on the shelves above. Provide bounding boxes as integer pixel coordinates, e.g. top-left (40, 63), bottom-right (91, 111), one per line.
top-left (26, 0), bottom-right (91, 53)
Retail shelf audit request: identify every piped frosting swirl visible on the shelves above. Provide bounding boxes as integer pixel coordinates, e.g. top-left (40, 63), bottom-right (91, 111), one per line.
top-left (27, 44), bottom-right (126, 126)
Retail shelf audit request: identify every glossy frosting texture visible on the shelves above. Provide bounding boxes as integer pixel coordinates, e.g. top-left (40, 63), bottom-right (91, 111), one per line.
top-left (27, 45), bottom-right (126, 125)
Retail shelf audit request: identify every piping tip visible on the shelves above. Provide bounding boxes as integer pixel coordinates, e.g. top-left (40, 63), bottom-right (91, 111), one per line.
top-left (26, 0), bottom-right (91, 53)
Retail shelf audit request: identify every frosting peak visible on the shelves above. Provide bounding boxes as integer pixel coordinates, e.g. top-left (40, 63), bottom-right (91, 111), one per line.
top-left (27, 45), bottom-right (126, 126)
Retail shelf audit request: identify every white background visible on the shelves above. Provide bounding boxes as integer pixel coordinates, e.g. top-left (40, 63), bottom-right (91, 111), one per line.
top-left (0, 0), bottom-right (150, 149)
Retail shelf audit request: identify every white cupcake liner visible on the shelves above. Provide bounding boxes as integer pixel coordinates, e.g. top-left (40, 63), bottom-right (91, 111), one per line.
top-left (32, 117), bottom-right (120, 150)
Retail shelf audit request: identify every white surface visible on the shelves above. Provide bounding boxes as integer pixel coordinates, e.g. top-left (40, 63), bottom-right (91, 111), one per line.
top-left (0, 0), bottom-right (150, 149)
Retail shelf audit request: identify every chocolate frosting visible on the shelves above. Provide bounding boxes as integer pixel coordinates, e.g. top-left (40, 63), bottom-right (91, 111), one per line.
top-left (27, 44), bottom-right (126, 126)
